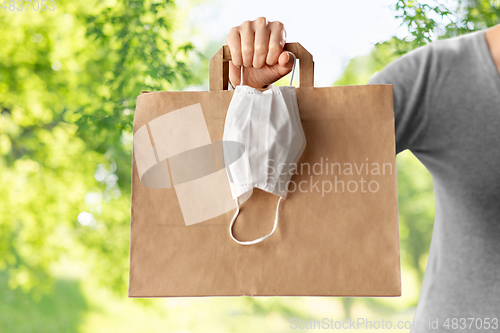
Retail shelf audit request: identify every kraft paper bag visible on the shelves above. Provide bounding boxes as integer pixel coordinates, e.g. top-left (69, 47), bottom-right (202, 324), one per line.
top-left (129, 43), bottom-right (401, 297)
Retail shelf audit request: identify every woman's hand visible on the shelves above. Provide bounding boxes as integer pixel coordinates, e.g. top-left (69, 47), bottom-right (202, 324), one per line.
top-left (226, 17), bottom-right (294, 88)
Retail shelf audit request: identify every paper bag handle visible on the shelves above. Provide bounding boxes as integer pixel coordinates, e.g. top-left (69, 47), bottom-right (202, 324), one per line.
top-left (209, 42), bottom-right (314, 91)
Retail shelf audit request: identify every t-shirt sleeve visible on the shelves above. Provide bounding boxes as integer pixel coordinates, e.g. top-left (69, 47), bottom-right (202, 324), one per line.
top-left (368, 43), bottom-right (437, 154)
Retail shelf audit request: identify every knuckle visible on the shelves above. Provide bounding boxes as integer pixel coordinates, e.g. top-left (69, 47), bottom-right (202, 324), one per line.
top-left (270, 21), bottom-right (284, 30)
top-left (268, 43), bottom-right (282, 53)
top-left (254, 44), bottom-right (268, 55)
top-left (254, 16), bottom-right (267, 26)
top-left (241, 45), bottom-right (254, 55)
top-left (231, 48), bottom-right (242, 57)
top-left (241, 20), bottom-right (252, 28)
top-left (230, 50), bottom-right (242, 62)
top-left (226, 28), bottom-right (239, 43)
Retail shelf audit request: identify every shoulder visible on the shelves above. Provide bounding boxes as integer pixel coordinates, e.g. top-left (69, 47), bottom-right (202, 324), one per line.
top-left (369, 31), bottom-right (481, 84)
top-left (368, 43), bottom-right (434, 85)
top-left (432, 30), bottom-right (483, 57)
top-left (428, 31), bottom-right (482, 72)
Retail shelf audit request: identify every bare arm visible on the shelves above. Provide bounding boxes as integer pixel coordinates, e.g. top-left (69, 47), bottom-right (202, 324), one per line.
top-left (485, 24), bottom-right (500, 73)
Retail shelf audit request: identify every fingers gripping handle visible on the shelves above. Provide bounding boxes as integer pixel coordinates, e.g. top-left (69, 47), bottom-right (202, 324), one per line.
top-left (240, 52), bottom-right (297, 87)
top-left (209, 42), bottom-right (314, 91)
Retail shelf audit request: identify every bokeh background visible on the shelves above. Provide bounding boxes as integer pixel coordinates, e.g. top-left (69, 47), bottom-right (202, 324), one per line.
top-left (0, 0), bottom-right (498, 332)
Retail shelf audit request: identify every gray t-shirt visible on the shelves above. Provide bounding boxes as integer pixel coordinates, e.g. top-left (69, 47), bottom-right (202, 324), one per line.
top-left (369, 30), bottom-right (500, 332)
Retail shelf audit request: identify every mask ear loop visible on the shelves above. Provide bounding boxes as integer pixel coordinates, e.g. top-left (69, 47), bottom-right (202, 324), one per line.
top-left (288, 52), bottom-right (297, 86)
top-left (240, 65), bottom-right (244, 86)
top-left (230, 196), bottom-right (284, 245)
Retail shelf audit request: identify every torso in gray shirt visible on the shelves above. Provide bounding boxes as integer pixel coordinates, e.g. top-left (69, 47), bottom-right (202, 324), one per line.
top-left (369, 30), bottom-right (500, 332)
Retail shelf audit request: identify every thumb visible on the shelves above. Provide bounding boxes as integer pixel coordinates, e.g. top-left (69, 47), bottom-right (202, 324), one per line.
top-left (271, 51), bottom-right (295, 78)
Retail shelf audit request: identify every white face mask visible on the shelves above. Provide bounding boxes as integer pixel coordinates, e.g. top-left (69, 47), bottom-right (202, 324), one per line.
top-left (223, 52), bottom-right (306, 245)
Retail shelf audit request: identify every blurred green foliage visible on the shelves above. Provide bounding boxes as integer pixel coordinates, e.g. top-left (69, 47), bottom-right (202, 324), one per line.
top-left (0, 0), bottom-right (199, 297)
top-left (0, 272), bottom-right (88, 332)
top-left (0, 0), bottom-right (499, 331)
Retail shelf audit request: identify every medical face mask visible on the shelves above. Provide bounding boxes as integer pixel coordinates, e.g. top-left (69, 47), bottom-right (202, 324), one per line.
top-left (222, 52), bottom-right (306, 245)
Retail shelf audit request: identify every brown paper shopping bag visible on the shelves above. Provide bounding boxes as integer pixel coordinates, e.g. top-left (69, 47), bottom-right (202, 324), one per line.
top-left (129, 43), bottom-right (401, 297)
